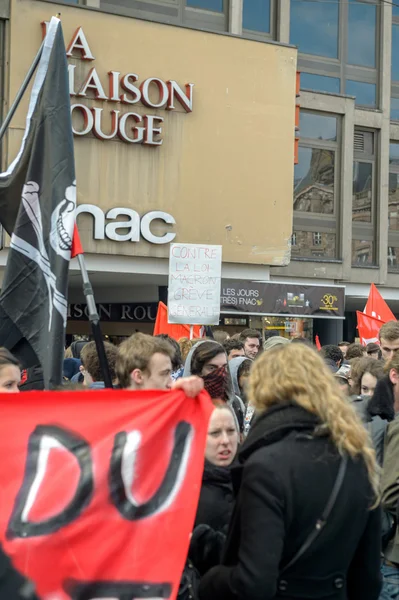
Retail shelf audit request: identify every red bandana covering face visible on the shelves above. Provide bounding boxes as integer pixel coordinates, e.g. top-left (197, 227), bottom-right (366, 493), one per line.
top-left (202, 366), bottom-right (228, 400)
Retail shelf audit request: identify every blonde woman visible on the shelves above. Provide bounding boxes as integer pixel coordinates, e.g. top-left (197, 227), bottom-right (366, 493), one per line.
top-left (199, 343), bottom-right (381, 600)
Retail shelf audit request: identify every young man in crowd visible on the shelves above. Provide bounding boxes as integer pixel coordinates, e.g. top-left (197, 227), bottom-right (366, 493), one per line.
top-left (338, 341), bottom-right (350, 359)
top-left (367, 342), bottom-right (381, 360)
top-left (379, 321), bottom-right (399, 362)
top-left (80, 341), bottom-right (119, 388)
top-left (346, 343), bottom-right (367, 361)
top-left (116, 332), bottom-right (203, 396)
top-left (321, 345), bottom-right (344, 373)
top-left (223, 338), bottom-right (245, 361)
top-left (238, 329), bottom-right (261, 360)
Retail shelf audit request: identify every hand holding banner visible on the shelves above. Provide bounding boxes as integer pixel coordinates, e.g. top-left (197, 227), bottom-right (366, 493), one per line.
top-left (0, 389), bottom-right (213, 600)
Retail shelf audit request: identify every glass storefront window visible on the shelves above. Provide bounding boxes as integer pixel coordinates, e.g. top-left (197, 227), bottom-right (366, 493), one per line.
top-left (291, 231), bottom-right (336, 259)
top-left (294, 148), bottom-right (335, 214)
top-left (290, 0), bottom-right (339, 59)
top-left (352, 162), bottom-right (373, 223)
top-left (352, 239), bottom-right (374, 266)
top-left (300, 73), bottom-right (340, 94)
top-left (263, 316), bottom-right (313, 342)
top-left (348, 0), bottom-right (376, 68)
top-left (300, 112), bottom-right (337, 141)
top-left (345, 80), bottom-right (376, 107)
top-left (186, 0), bottom-right (223, 10)
top-left (242, 0), bottom-right (270, 33)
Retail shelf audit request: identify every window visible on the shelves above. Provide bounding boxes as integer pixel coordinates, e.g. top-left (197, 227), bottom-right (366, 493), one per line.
top-left (98, 0), bottom-right (228, 31)
top-left (295, 0), bottom-right (379, 108)
top-left (392, 98), bottom-right (399, 121)
top-left (293, 110), bottom-right (340, 260)
top-left (300, 73), bottom-right (340, 95)
top-left (345, 81), bottom-right (376, 108)
top-left (352, 129), bottom-right (377, 267)
top-left (291, 0), bottom-right (339, 58)
top-left (291, 233), bottom-right (297, 246)
top-left (347, 0), bottom-right (376, 68)
top-left (388, 143), bottom-right (399, 271)
top-left (186, 0), bottom-right (223, 11)
top-left (313, 232), bottom-right (322, 245)
top-left (242, 0), bottom-right (271, 34)
top-left (392, 13), bottom-right (399, 120)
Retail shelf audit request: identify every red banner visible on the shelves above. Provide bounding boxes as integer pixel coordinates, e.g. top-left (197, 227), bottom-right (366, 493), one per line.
top-left (364, 283), bottom-right (396, 323)
top-left (153, 302), bottom-right (202, 340)
top-left (356, 311), bottom-right (384, 346)
top-left (0, 389), bottom-right (213, 600)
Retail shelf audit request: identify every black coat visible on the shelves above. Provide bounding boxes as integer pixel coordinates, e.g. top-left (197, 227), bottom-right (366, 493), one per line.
top-left (194, 461), bottom-right (234, 533)
top-left (189, 461), bottom-right (234, 576)
top-left (199, 404), bottom-right (382, 600)
top-left (0, 546), bottom-right (39, 599)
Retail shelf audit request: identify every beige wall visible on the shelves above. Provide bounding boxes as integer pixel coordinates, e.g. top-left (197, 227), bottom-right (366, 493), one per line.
top-left (7, 0), bottom-right (297, 265)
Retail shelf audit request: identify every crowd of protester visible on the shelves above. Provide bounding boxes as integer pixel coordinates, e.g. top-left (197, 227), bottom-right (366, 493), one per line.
top-left (2, 323), bottom-right (399, 598)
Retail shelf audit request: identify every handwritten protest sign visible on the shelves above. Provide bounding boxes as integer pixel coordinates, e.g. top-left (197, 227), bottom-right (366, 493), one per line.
top-left (168, 243), bottom-right (222, 325)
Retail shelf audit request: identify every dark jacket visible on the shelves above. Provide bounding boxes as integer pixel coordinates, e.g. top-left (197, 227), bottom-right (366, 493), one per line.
top-left (199, 403), bottom-right (382, 600)
top-left (368, 376), bottom-right (395, 422)
top-left (381, 415), bottom-right (399, 563)
top-left (350, 395), bottom-right (388, 465)
top-left (0, 546), bottom-right (39, 599)
top-left (195, 461), bottom-right (234, 533)
top-left (189, 461), bottom-right (234, 575)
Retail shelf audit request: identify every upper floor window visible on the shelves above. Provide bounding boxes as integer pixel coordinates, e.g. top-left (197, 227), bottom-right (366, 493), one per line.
top-left (242, 0), bottom-right (275, 37)
top-left (352, 129), bottom-right (378, 267)
top-left (186, 0), bottom-right (223, 11)
top-left (294, 0), bottom-right (379, 108)
top-left (292, 110), bottom-right (340, 260)
top-left (391, 9), bottom-right (399, 121)
top-left (388, 142), bottom-right (399, 271)
top-left (98, 0), bottom-right (229, 31)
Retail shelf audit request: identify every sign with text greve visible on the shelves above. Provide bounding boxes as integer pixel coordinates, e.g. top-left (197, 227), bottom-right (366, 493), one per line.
top-left (168, 243), bottom-right (222, 325)
top-left (0, 389), bottom-right (213, 600)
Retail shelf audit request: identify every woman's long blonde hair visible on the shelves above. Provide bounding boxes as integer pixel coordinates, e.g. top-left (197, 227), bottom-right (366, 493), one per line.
top-left (249, 343), bottom-right (379, 502)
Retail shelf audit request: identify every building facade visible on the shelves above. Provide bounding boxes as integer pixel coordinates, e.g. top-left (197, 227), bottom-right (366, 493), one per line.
top-left (1, 0), bottom-right (397, 342)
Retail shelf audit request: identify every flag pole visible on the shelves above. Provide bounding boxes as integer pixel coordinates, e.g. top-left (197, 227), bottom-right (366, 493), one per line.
top-left (0, 24), bottom-right (113, 388)
top-left (0, 40), bottom-right (45, 145)
top-left (76, 253), bottom-right (113, 388)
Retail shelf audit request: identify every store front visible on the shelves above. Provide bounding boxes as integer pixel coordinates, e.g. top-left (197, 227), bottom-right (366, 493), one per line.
top-left (220, 280), bottom-right (345, 343)
top-left (1, 1), bottom-right (298, 328)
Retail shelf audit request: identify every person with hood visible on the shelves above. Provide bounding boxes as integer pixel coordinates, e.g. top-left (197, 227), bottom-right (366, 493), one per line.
top-left (199, 343), bottom-right (381, 600)
top-left (229, 357), bottom-right (252, 407)
top-left (184, 341), bottom-right (244, 432)
top-left (348, 357), bottom-right (387, 466)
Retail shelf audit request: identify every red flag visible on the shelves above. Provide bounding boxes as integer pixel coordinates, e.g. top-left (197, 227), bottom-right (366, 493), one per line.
top-left (356, 311), bottom-right (384, 346)
top-left (154, 302), bottom-right (202, 340)
top-left (0, 388), bottom-right (213, 600)
top-left (364, 283), bottom-right (396, 323)
top-left (71, 222), bottom-right (83, 258)
top-left (315, 335), bottom-right (321, 351)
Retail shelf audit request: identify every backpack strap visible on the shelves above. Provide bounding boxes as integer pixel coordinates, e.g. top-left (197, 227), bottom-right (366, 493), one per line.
top-left (280, 454), bottom-right (348, 575)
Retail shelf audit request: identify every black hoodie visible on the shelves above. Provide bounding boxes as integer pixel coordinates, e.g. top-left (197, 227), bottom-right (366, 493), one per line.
top-left (367, 375), bottom-right (395, 422)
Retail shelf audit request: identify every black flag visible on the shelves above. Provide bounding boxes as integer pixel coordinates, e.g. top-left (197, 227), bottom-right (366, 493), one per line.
top-left (0, 18), bottom-right (76, 388)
